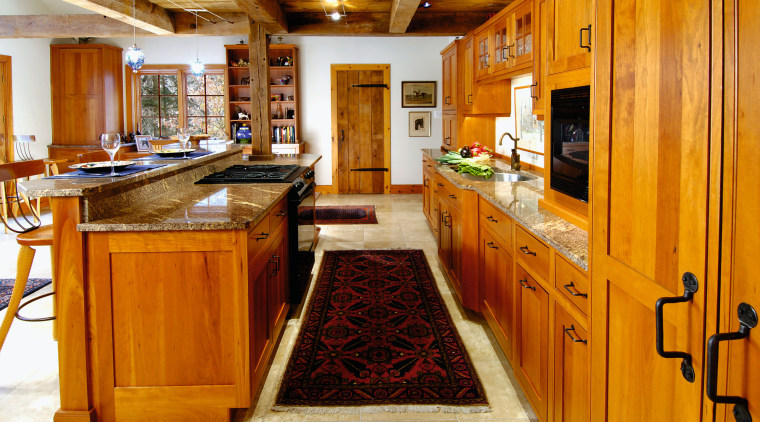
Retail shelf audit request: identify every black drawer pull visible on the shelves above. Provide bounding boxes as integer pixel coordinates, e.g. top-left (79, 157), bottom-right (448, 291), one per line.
top-left (579, 24), bottom-right (592, 52)
top-left (564, 325), bottom-right (587, 344)
top-left (706, 303), bottom-right (757, 422)
top-left (519, 278), bottom-right (535, 291)
top-left (269, 255), bottom-right (280, 277)
top-left (519, 245), bottom-right (536, 256)
top-left (655, 272), bottom-right (699, 382)
top-left (530, 82), bottom-right (539, 99)
top-left (487, 242), bottom-right (498, 250)
top-left (255, 232), bottom-right (269, 241)
top-left (467, 94), bottom-right (472, 104)
top-left (276, 210), bottom-right (287, 217)
top-left (486, 215), bottom-right (498, 223)
top-left (563, 281), bottom-right (588, 298)
top-left (437, 183), bottom-right (445, 187)
top-left (449, 194), bottom-right (457, 199)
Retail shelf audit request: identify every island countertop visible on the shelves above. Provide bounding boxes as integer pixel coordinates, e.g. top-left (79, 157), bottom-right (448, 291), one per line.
top-left (422, 148), bottom-right (588, 270)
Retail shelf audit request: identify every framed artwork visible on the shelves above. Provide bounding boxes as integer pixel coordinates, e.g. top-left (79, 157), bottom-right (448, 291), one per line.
top-left (135, 135), bottom-right (153, 152)
top-left (401, 81), bottom-right (437, 108)
top-left (514, 85), bottom-right (544, 152)
top-left (409, 111), bottom-right (431, 137)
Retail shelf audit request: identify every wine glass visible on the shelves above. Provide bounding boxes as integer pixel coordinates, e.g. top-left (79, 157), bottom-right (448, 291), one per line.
top-left (177, 127), bottom-right (191, 158)
top-left (100, 133), bottom-right (121, 176)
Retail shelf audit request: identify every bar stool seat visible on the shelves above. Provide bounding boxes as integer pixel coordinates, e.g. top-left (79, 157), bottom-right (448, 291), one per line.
top-left (17, 224), bottom-right (54, 246)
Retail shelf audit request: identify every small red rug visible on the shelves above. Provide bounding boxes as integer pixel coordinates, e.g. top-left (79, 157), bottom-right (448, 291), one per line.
top-left (274, 250), bottom-right (489, 413)
top-left (297, 205), bottom-right (378, 225)
top-left (0, 278), bottom-right (52, 311)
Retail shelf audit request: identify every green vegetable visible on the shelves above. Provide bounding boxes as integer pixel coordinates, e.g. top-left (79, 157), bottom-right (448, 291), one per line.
top-left (457, 160), bottom-right (494, 179)
top-left (435, 151), bottom-right (465, 164)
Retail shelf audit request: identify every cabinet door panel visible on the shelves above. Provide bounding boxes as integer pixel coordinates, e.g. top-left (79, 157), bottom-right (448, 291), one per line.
top-left (482, 229), bottom-right (514, 361)
top-left (515, 264), bottom-right (548, 420)
top-left (592, 0), bottom-right (710, 419)
top-left (554, 303), bottom-right (589, 422)
top-left (442, 113), bottom-right (456, 148)
top-left (546, 0), bottom-right (591, 74)
top-left (462, 37), bottom-right (474, 112)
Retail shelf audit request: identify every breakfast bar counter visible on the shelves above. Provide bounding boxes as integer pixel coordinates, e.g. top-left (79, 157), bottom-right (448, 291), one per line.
top-left (18, 148), bottom-right (321, 422)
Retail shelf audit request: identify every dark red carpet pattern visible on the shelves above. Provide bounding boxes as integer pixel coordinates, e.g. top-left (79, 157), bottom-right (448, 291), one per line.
top-left (298, 205), bottom-right (378, 225)
top-left (0, 278), bottom-right (52, 311)
top-left (275, 250), bottom-right (487, 408)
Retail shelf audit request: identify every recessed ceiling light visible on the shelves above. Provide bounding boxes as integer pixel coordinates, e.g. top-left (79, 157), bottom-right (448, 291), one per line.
top-left (422, 1), bottom-right (432, 8)
top-left (331, 11), bottom-right (342, 20)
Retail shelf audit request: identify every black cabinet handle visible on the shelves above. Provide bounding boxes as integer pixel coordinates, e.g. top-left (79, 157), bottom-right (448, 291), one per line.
top-left (486, 215), bottom-right (498, 223)
top-left (441, 210), bottom-right (448, 223)
top-left (449, 194), bottom-right (457, 199)
top-left (655, 272), bottom-right (699, 382)
top-left (269, 256), bottom-right (278, 277)
top-left (530, 82), bottom-right (539, 100)
top-left (423, 180), bottom-right (429, 188)
top-left (437, 182), bottom-right (445, 187)
top-left (487, 241), bottom-right (498, 250)
top-left (706, 303), bottom-right (757, 422)
top-left (519, 245), bottom-right (536, 256)
top-left (502, 46), bottom-right (509, 60)
top-left (563, 281), bottom-right (588, 298)
top-left (276, 210), bottom-right (287, 217)
top-left (563, 325), bottom-right (587, 344)
top-left (467, 94), bottom-right (472, 104)
top-left (519, 278), bottom-right (535, 291)
top-left (255, 232), bottom-right (269, 241)
top-left (508, 43), bottom-right (515, 58)
top-left (580, 25), bottom-right (592, 52)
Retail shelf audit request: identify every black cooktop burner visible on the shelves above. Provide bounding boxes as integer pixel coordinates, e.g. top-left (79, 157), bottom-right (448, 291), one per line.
top-left (196, 164), bottom-right (301, 184)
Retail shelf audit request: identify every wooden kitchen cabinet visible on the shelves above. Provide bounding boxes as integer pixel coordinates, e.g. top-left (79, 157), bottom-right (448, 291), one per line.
top-left (553, 302), bottom-right (590, 422)
top-left (475, 27), bottom-right (492, 80)
top-left (511, 1), bottom-right (534, 69)
top-left (461, 36), bottom-right (475, 113)
top-left (492, 15), bottom-right (510, 73)
top-left (475, 1), bottom-right (534, 82)
top-left (515, 263), bottom-right (549, 421)
top-left (481, 225), bottom-right (515, 361)
top-left (442, 113), bottom-right (457, 149)
top-left (546, 0), bottom-right (592, 75)
top-left (532, 0), bottom-right (546, 116)
top-left (442, 43), bottom-right (458, 111)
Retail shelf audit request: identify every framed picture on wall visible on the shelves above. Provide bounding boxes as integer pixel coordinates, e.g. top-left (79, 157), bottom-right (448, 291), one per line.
top-left (135, 135), bottom-right (153, 152)
top-left (409, 111), bottom-right (431, 137)
top-left (401, 81), bottom-right (437, 108)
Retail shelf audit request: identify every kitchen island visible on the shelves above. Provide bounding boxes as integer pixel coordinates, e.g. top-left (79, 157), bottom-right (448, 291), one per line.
top-left (20, 147), bottom-right (321, 422)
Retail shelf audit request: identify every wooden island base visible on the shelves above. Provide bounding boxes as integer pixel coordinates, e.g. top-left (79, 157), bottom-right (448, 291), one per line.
top-left (78, 201), bottom-right (289, 421)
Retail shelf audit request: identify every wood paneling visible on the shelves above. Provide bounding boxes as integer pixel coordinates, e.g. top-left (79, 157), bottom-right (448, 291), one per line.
top-left (248, 24), bottom-right (271, 155)
top-left (553, 303), bottom-right (589, 422)
top-left (0, 55), bottom-right (12, 163)
top-left (591, 0), bottom-right (711, 419)
top-left (233, 0), bottom-right (288, 33)
top-left (60, 0), bottom-right (175, 35)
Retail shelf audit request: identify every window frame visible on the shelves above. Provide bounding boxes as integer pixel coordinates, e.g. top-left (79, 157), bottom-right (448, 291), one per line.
top-left (126, 64), bottom-right (226, 137)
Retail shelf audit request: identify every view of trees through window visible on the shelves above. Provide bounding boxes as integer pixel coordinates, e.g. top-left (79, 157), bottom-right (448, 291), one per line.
top-left (139, 72), bottom-right (225, 139)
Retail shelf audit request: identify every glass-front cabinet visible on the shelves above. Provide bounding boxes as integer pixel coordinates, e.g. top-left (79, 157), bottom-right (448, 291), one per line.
top-left (512, 1), bottom-right (534, 68)
top-left (475, 27), bottom-right (491, 79)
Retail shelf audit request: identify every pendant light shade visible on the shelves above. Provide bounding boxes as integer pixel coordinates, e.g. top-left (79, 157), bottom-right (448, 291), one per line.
top-left (126, 44), bottom-right (145, 73)
top-left (126, 0), bottom-right (145, 72)
top-left (190, 59), bottom-right (205, 76)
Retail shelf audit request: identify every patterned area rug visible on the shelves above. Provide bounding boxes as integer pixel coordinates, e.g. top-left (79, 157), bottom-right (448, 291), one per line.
top-left (298, 205), bottom-right (378, 225)
top-left (274, 249), bottom-right (489, 414)
top-left (0, 278), bottom-right (52, 311)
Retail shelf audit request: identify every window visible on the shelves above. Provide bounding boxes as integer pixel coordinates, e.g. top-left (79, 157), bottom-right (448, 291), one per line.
top-left (128, 65), bottom-right (226, 139)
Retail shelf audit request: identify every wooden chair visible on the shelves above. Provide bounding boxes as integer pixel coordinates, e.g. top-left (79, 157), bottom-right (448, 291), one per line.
top-left (76, 150), bottom-right (122, 163)
top-left (0, 160), bottom-right (56, 353)
top-left (148, 139), bottom-right (177, 151)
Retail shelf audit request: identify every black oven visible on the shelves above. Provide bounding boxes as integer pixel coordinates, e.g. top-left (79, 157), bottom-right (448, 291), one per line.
top-left (550, 85), bottom-right (590, 203)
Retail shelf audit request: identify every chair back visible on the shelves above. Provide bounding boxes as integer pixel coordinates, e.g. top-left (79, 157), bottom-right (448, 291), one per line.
top-left (77, 150), bottom-right (120, 163)
top-left (0, 159), bottom-right (45, 233)
top-left (12, 135), bottom-right (36, 161)
top-left (148, 139), bottom-right (177, 151)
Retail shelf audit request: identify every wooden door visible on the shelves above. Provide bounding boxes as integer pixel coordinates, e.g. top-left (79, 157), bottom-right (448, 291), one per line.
top-left (442, 46), bottom-right (457, 111)
top-left (475, 27), bottom-right (492, 79)
top-left (422, 170), bottom-right (431, 223)
top-left (532, 0), bottom-right (546, 116)
top-left (438, 197), bottom-right (451, 269)
top-left (0, 58), bottom-right (7, 163)
top-left (53, 47), bottom-right (103, 145)
top-left (492, 16), bottom-right (510, 73)
top-left (515, 264), bottom-right (548, 420)
top-left (592, 0), bottom-right (711, 420)
top-left (717, 1), bottom-right (760, 419)
top-left (462, 37), bottom-right (474, 113)
top-left (553, 303), bottom-right (589, 422)
top-left (442, 113), bottom-right (456, 148)
top-left (546, 0), bottom-right (591, 75)
top-left (449, 202), bottom-right (462, 288)
top-left (481, 229), bottom-right (514, 361)
top-left (332, 65), bottom-right (389, 194)
top-left (511, 1), bottom-right (534, 69)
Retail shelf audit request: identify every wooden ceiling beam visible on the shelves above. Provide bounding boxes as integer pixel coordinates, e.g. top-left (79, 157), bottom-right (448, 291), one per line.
top-left (60, 0), bottom-right (175, 35)
top-left (389, 0), bottom-right (422, 33)
top-left (0, 15), bottom-right (153, 38)
top-left (288, 12), bottom-right (490, 36)
top-left (232, 0), bottom-right (288, 34)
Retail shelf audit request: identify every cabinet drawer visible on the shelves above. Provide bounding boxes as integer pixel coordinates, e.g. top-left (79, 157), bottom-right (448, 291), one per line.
top-left (515, 225), bottom-right (550, 282)
top-left (270, 198), bottom-right (288, 231)
top-left (479, 197), bottom-right (512, 250)
top-left (555, 255), bottom-right (589, 316)
top-left (438, 174), bottom-right (462, 210)
top-left (247, 213), bottom-right (271, 262)
top-left (423, 155), bottom-right (437, 171)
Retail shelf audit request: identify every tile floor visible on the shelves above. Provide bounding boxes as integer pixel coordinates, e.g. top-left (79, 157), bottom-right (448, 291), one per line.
top-left (0, 194), bottom-right (536, 422)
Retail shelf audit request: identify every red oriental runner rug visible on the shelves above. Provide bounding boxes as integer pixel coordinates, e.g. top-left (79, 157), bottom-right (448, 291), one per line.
top-left (274, 249), bottom-right (489, 414)
top-left (297, 205), bottom-right (378, 225)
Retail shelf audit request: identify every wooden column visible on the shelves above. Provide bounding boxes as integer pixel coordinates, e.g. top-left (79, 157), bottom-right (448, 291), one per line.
top-left (248, 23), bottom-right (271, 155)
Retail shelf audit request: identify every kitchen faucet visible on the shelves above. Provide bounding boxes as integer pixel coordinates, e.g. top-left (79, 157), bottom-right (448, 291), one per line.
top-left (498, 132), bottom-right (522, 171)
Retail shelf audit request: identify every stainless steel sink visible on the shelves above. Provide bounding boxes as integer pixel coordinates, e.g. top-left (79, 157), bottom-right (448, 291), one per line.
top-left (459, 172), bottom-right (534, 182)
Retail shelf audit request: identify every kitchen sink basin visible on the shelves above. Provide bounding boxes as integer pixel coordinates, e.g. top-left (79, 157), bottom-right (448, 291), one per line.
top-left (459, 172), bottom-right (535, 182)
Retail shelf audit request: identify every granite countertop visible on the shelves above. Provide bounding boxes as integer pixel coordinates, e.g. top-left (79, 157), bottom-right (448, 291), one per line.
top-left (77, 183), bottom-right (292, 232)
top-left (422, 148), bottom-right (589, 270)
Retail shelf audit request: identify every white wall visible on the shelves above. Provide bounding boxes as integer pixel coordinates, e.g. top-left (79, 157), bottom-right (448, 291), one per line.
top-left (278, 36), bottom-right (450, 186)
top-left (494, 74), bottom-right (544, 168)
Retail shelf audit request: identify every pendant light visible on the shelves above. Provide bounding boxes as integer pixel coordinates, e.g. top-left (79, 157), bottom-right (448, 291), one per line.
top-left (190, 13), bottom-right (205, 76)
top-left (125, 0), bottom-right (145, 72)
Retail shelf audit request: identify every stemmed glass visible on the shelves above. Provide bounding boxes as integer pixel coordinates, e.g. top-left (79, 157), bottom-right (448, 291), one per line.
top-left (100, 133), bottom-right (121, 176)
top-left (177, 127), bottom-right (191, 158)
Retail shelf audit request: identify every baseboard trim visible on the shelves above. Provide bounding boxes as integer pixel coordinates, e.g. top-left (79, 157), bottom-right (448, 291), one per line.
top-left (315, 185), bottom-right (422, 194)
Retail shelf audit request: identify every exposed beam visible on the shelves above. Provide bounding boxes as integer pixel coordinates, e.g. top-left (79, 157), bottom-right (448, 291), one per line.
top-left (288, 12), bottom-right (490, 36)
top-left (389, 0), bottom-right (421, 33)
top-left (60, 0), bottom-right (175, 35)
top-left (0, 15), bottom-right (152, 38)
top-left (233, 0), bottom-right (288, 34)
top-left (248, 23), bottom-right (271, 154)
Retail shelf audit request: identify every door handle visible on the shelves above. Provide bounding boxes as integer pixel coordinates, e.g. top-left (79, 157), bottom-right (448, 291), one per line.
top-left (530, 82), bottom-right (539, 100)
top-left (563, 325), bottom-right (587, 344)
top-left (508, 43), bottom-right (516, 58)
top-left (467, 94), bottom-right (472, 104)
top-left (340, 129), bottom-right (345, 143)
top-left (486, 215), bottom-right (498, 223)
top-left (579, 25), bottom-right (592, 52)
top-left (655, 272), bottom-right (699, 382)
top-left (706, 303), bottom-right (757, 422)
top-left (519, 278), bottom-right (535, 291)
top-left (519, 245), bottom-right (536, 256)
top-left (563, 281), bottom-right (588, 298)
top-left (487, 242), bottom-right (498, 250)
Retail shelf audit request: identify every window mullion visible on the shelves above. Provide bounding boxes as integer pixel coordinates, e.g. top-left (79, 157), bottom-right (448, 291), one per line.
top-left (178, 70), bottom-right (186, 129)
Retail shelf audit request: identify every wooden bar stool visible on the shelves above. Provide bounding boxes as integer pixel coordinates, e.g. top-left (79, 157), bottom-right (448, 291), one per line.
top-left (0, 160), bottom-right (56, 353)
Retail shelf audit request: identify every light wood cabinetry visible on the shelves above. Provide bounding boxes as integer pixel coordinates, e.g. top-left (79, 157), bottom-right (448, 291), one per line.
top-left (461, 36), bottom-right (475, 114)
top-left (515, 263), bottom-right (549, 421)
top-left (49, 44), bottom-right (124, 158)
top-left (442, 44), bottom-right (457, 112)
top-left (475, 2), bottom-right (534, 82)
top-left (546, 0), bottom-right (591, 75)
top-left (553, 302), bottom-right (589, 422)
top-left (532, 0), bottom-right (546, 116)
top-left (442, 113), bottom-right (457, 148)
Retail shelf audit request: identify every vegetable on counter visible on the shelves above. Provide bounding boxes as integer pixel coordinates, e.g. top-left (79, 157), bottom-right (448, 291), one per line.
top-left (457, 160), bottom-right (495, 179)
top-left (435, 151), bottom-right (466, 164)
